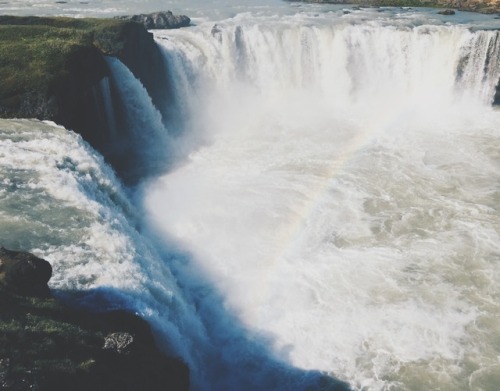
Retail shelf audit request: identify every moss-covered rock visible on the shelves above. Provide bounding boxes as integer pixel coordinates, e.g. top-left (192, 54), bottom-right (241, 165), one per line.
top-left (0, 248), bottom-right (189, 391)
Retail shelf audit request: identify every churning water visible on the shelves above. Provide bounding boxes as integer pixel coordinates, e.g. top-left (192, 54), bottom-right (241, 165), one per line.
top-left (147, 11), bottom-right (500, 391)
top-left (2, 2), bottom-right (500, 390)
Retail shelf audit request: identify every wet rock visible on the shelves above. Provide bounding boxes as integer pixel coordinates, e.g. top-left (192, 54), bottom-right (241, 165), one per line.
top-left (116, 11), bottom-right (191, 30)
top-left (438, 9), bottom-right (456, 15)
top-left (0, 247), bottom-right (52, 298)
top-left (211, 23), bottom-right (223, 36)
top-left (103, 332), bottom-right (134, 354)
top-left (211, 24), bottom-right (224, 43)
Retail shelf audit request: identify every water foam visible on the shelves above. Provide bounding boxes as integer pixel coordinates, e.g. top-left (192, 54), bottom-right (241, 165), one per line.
top-left (0, 113), bottom-right (345, 390)
top-left (0, 119), bottom-right (206, 381)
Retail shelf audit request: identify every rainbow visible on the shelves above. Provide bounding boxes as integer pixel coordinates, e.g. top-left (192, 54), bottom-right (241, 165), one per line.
top-left (250, 106), bottom-right (409, 324)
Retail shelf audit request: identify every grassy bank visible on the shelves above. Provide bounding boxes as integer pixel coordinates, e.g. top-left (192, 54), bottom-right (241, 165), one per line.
top-left (0, 16), bottom-right (134, 115)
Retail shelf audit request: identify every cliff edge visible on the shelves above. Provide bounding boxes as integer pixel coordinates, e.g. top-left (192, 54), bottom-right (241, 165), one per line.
top-left (0, 15), bottom-right (176, 181)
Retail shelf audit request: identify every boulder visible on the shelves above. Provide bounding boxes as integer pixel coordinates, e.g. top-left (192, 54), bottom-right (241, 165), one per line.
top-left (116, 11), bottom-right (191, 30)
top-left (0, 247), bottom-right (52, 297)
top-left (438, 9), bottom-right (456, 14)
top-left (103, 332), bottom-right (135, 354)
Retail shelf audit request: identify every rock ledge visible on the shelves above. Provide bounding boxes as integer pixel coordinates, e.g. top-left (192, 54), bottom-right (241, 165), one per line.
top-left (0, 248), bottom-right (189, 391)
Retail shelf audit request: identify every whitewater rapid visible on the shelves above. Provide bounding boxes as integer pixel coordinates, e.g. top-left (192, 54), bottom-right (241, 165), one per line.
top-left (145, 14), bottom-right (500, 391)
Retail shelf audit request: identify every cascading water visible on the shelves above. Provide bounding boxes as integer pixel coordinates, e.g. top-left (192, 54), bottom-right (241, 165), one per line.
top-left (105, 57), bottom-right (173, 180)
top-left (0, 120), bottom-right (345, 390)
top-left (0, 119), bottom-right (208, 368)
top-left (144, 14), bottom-right (500, 391)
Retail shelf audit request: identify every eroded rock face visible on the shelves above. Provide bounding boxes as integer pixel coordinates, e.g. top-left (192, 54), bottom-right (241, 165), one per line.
top-left (440, 0), bottom-right (499, 13)
top-left (116, 11), bottom-right (191, 30)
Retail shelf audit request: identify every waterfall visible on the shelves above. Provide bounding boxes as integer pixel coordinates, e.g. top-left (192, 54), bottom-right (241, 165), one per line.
top-left (99, 76), bottom-right (118, 140)
top-left (156, 23), bottom-right (500, 112)
top-left (2, 9), bottom-right (500, 391)
top-left (0, 121), bottom-right (349, 391)
top-left (145, 17), bottom-right (500, 391)
top-left (0, 119), bottom-right (206, 370)
top-left (105, 57), bottom-right (172, 181)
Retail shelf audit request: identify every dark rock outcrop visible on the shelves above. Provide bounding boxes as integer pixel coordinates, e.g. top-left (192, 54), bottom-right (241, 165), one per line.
top-left (438, 8), bottom-right (456, 14)
top-left (0, 247), bottom-right (52, 298)
top-left (0, 248), bottom-right (189, 391)
top-left (116, 11), bottom-right (191, 30)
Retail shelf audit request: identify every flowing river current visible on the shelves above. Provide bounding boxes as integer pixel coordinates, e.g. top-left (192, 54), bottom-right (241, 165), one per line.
top-left (2, 1), bottom-right (500, 390)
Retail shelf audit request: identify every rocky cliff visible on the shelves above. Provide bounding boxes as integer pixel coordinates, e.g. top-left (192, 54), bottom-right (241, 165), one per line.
top-left (0, 247), bottom-right (189, 391)
top-left (0, 15), bottom-right (178, 181)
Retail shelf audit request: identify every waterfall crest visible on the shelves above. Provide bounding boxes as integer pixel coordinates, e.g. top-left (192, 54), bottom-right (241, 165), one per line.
top-left (156, 23), bottom-right (500, 112)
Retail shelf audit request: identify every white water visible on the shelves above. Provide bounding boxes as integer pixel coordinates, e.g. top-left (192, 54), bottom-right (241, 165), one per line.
top-left (145, 16), bottom-right (500, 391)
top-left (0, 118), bottom-right (341, 391)
top-left (0, 120), bottom-right (207, 362)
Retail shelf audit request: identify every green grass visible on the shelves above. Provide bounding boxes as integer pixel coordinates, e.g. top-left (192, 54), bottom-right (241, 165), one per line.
top-left (0, 285), bottom-right (189, 391)
top-left (0, 287), bottom-right (103, 380)
top-left (0, 16), bottom-right (135, 111)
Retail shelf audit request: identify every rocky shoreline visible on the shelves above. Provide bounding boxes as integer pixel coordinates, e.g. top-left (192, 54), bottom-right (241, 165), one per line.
top-left (0, 248), bottom-right (189, 391)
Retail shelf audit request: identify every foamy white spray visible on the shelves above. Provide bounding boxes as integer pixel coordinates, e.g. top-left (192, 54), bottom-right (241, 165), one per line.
top-left (0, 114), bottom-right (340, 390)
top-left (0, 119), bottom-right (213, 388)
top-left (146, 15), bottom-right (500, 390)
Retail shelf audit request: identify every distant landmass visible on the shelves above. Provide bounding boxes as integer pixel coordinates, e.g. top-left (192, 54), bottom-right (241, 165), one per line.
top-left (287, 0), bottom-right (500, 13)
